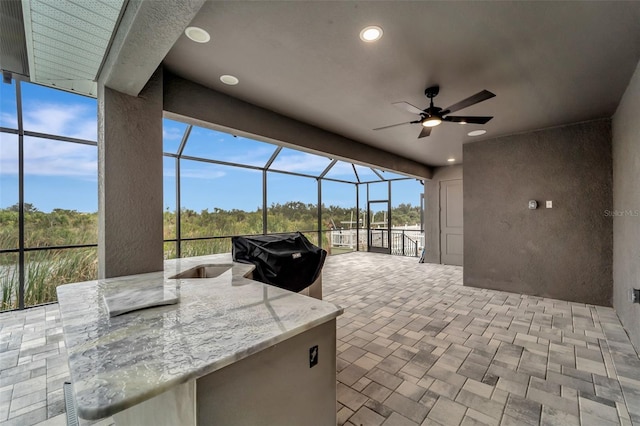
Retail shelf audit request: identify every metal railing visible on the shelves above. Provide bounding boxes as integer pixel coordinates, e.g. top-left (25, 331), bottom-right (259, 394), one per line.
top-left (329, 228), bottom-right (424, 257)
top-left (390, 230), bottom-right (421, 257)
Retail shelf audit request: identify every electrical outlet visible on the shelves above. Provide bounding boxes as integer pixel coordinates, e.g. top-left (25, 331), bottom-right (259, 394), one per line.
top-left (631, 289), bottom-right (640, 304)
top-left (309, 345), bottom-right (318, 368)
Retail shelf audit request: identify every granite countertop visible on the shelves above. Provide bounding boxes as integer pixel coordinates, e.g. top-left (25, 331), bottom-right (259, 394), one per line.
top-left (56, 253), bottom-right (343, 420)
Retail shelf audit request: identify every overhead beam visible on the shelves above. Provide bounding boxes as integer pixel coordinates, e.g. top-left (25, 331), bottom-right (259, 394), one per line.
top-left (99, 0), bottom-right (206, 96)
top-left (163, 72), bottom-right (433, 180)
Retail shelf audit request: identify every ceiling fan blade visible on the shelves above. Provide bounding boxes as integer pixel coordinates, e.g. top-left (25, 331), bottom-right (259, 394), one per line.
top-left (392, 101), bottom-right (424, 115)
top-left (443, 116), bottom-right (493, 124)
top-left (417, 127), bottom-right (432, 138)
top-left (442, 90), bottom-right (495, 114)
top-left (373, 121), bottom-right (415, 131)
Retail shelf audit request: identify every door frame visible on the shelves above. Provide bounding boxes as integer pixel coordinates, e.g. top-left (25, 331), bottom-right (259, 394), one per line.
top-left (367, 199), bottom-right (391, 254)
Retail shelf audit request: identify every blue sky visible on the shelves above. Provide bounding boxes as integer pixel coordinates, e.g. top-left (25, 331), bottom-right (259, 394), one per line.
top-left (1, 81), bottom-right (99, 213)
top-left (0, 81), bottom-right (423, 213)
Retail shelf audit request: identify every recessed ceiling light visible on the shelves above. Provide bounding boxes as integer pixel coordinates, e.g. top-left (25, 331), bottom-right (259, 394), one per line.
top-left (447, 158), bottom-right (456, 163)
top-left (185, 26), bottom-right (210, 43)
top-left (468, 129), bottom-right (487, 137)
top-left (359, 26), bottom-right (383, 42)
top-left (220, 75), bottom-right (239, 85)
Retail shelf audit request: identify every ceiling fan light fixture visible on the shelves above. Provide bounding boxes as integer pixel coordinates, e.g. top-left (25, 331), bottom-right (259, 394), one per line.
top-left (422, 116), bottom-right (442, 127)
top-left (185, 26), bottom-right (210, 43)
top-left (359, 26), bottom-right (383, 42)
top-left (374, 87), bottom-right (495, 139)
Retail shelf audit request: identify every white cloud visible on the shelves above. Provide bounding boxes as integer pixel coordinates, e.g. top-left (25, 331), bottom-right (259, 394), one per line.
top-left (0, 99), bottom-right (98, 178)
top-left (182, 169), bottom-right (226, 179)
top-left (0, 136), bottom-right (97, 178)
top-left (163, 166), bottom-right (226, 180)
top-left (72, 119), bottom-right (98, 142)
top-left (163, 126), bottom-right (184, 141)
top-left (222, 147), bottom-right (278, 167)
top-left (1, 113), bottom-right (18, 129)
top-left (23, 102), bottom-right (97, 141)
top-left (270, 153), bottom-right (331, 173)
top-left (326, 162), bottom-right (356, 177)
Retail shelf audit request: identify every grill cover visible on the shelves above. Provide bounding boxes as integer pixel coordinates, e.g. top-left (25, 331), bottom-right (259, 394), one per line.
top-left (232, 232), bottom-right (326, 293)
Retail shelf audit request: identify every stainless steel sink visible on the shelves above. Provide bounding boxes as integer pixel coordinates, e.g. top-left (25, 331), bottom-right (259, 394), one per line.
top-left (170, 264), bottom-right (233, 279)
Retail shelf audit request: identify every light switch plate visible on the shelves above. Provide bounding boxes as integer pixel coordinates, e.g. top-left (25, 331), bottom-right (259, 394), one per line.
top-left (546, 201), bottom-right (553, 208)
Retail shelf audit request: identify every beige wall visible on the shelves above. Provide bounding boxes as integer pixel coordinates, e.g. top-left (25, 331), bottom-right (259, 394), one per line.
top-left (463, 120), bottom-right (613, 306)
top-left (612, 59), bottom-right (640, 349)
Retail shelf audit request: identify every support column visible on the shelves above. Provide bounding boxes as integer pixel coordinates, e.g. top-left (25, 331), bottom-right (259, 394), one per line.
top-left (98, 68), bottom-right (164, 278)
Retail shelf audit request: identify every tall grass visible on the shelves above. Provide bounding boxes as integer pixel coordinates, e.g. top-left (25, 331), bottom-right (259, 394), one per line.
top-left (164, 242), bottom-right (178, 260)
top-left (0, 248), bottom-right (97, 311)
top-left (181, 238), bottom-right (233, 257)
top-left (0, 254), bottom-right (18, 311)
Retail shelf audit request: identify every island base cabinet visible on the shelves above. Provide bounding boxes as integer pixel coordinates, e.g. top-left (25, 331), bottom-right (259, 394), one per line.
top-left (197, 318), bottom-right (337, 425)
top-left (112, 319), bottom-right (337, 426)
top-left (112, 381), bottom-right (196, 425)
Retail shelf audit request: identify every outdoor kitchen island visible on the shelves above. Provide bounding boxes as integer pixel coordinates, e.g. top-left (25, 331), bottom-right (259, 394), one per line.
top-left (56, 253), bottom-right (342, 425)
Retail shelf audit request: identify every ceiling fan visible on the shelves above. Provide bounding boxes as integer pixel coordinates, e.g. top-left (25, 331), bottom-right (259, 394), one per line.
top-left (374, 86), bottom-right (496, 138)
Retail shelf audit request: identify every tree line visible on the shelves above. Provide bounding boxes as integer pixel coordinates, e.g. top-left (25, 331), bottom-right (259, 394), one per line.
top-left (0, 201), bottom-right (421, 250)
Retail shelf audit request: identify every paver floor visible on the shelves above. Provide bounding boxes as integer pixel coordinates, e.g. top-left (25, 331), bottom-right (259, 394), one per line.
top-left (323, 253), bottom-right (640, 426)
top-left (2, 251), bottom-right (640, 425)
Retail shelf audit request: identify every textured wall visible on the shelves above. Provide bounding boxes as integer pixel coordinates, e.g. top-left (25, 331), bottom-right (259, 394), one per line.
top-left (98, 68), bottom-right (164, 278)
top-left (463, 120), bottom-right (613, 306)
top-left (424, 165), bottom-right (463, 264)
top-left (612, 60), bottom-right (640, 349)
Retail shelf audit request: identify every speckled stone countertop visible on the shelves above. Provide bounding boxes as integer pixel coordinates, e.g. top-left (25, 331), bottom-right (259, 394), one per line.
top-left (56, 253), bottom-right (343, 420)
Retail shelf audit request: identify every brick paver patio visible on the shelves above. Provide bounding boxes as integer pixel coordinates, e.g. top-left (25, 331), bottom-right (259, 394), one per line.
top-left (1, 252), bottom-right (639, 425)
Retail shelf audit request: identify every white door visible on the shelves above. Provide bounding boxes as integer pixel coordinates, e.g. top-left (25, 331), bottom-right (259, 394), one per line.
top-left (440, 179), bottom-right (463, 266)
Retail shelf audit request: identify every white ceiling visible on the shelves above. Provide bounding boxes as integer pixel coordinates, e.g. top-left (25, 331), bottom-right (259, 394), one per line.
top-left (163, 1), bottom-right (640, 167)
top-left (21, 0), bottom-right (125, 97)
